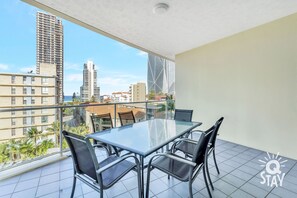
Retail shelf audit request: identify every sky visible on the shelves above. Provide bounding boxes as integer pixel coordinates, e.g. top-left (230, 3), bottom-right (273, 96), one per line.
top-left (0, 0), bottom-right (148, 96)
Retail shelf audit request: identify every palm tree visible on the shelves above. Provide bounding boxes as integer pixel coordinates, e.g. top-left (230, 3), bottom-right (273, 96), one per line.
top-left (27, 127), bottom-right (42, 145)
top-left (19, 139), bottom-right (34, 160)
top-left (6, 139), bottom-right (21, 161)
top-left (36, 139), bottom-right (54, 156)
top-left (69, 124), bottom-right (90, 136)
top-left (46, 121), bottom-right (61, 146)
top-left (0, 143), bottom-right (9, 163)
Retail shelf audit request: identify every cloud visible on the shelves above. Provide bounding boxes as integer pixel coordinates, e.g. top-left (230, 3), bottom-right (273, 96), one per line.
top-left (137, 50), bottom-right (148, 57)
top-left (65, 74), bottom-right (83, 82)
top-left (20, 66), bottom-right (35, 73)
top-left (0, 64), bottom-right (8, 70)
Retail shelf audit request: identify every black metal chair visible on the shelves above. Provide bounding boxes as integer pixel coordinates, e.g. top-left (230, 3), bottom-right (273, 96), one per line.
top-left (90, 113), bottom-right (114, 155)
top-left (118, 111), bottom-right (136, 126)
top-left (171, 117), bottom-right (224, 191)
top-left (146, 127), bottom-right (215, 198)
top-left (90, 113), bottom-right (122, 156)
top-left (174, 109), bottom-right (193, 122)
top-left (62, 131), bottom-right (141, 198)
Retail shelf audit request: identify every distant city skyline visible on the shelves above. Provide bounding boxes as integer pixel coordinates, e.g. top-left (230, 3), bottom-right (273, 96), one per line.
top-left (0, 0), bottom-right (147, 96)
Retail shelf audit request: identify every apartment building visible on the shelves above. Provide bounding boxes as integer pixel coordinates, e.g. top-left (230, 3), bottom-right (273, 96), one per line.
top-left (80, 61), bottom-right (100, 102)
top-left (111, 92), bottom-right (130, 103)
top-left (0, 73), bottom-right (57, 142)
top-left (36, 12), bottom-right (64, 104)
top-left (129, 82), bottom-right (146, 102)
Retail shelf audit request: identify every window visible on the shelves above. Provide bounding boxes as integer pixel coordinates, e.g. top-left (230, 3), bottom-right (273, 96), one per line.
top-left (31, 117), bottom-right (35, 124)
top-left (41, 116), bottom-right (48, 123)
top-left (31, 88), bottom-right (35, 94)
top-left (23, 88), bottom-right (27, 94)
top-left (11, 118), bottom-right (16, 126)
top-left (23, 128), bottom-right (28, 135)
top-left (23, 110), bottom-right (27, 115)
top-left (23, 98), bottom-right (27, 105)
top-left (11, 97), bottom-right (16, 105)
top-left (23, 76), bottom-right (27, 82)
top-left (42, 87), bottom-right (48, 94)
top-left (11, 87), bottom-right (16, 94)
top-left (11, 128), bottom-right (16, 136)
top-left (31, 98), bottom-right (35, 104)
top-left (41, 109), bottom-right (48, 114)
top-left (23, 118), bottom-right (27, 125)
top-left (41, 97), bottom-right (48, 104)
top-left (11, 76), bottom-right (16, 84)
top-left (42, 77), bottom-right (48, 84)
top-left (32, 77), bottom-right (35, 82)
top-left (31, 110), bottom-right (35, 115)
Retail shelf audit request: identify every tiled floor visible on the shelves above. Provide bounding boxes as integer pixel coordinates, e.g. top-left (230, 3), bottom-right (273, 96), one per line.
top-left (0, 138), bottom-right (296, 198)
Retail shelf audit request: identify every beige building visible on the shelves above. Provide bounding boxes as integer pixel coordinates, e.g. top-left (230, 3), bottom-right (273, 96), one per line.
top-left (129, 82), bottom-right (146, 102)
top-left (0, 73), bottom-right (57, 142)
top-left (36, 12), bottom-right (63, 104)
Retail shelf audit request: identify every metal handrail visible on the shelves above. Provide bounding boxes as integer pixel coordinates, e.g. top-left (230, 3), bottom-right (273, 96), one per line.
top-left (0, 100), bottom-right (168, 112)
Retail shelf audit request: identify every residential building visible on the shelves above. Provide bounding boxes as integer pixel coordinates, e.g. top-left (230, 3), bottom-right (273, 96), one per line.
top-left (0, 73), bottom-right (57, 142)
top-left (80, 61), bottom-right (100, 102)
top-left (147, 54), bottom-right (175, 96)
top-left (36, 12), bottom-right (64, 103)
top-left (111, 92), bottom-right (130, 103)
top-left (129, 82), bottom-right (146, 102)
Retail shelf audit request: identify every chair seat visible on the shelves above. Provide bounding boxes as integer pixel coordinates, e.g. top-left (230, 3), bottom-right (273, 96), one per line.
top-left (100, 156), bottom-right (136, 187)
top-left (151, 154), bottom-right (193, 181)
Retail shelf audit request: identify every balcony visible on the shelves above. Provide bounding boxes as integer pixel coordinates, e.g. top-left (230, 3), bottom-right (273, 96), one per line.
top-left (0, 134), bottom-right (296, 198)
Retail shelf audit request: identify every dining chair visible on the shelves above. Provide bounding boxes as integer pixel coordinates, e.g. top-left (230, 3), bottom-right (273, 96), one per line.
top-left (146, 127), bottom-right (215, 198)
top-left (174, 109), bottom-right (193, 122)
top-left (171, 117), bottom-right (224, 190)
top-left (62, 131), bottom-right (141, 198)
top-left (90, 113), bottom-right (121, 156)
top-left (118, 111), bottom-right (136, 126)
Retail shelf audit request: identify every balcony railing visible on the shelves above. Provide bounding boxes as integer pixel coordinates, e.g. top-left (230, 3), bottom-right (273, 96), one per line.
top-left (0, 100), bottom-right (174, 171)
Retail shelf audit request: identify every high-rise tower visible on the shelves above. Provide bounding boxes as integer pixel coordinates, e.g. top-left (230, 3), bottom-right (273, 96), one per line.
top-left (36, 12), bottom-right (64, 103)
top-left (80, 61), bottom-right (100, 102)
top-left (147, 54), bottom-right (175, 96)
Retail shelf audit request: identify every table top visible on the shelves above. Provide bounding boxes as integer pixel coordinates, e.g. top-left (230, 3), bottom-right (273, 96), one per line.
top-left (88, 119), bottom-right (202, 157)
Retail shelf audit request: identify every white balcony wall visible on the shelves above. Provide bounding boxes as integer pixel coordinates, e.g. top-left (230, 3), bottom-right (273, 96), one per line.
top-left (176, 13), bottom-right (297, 160)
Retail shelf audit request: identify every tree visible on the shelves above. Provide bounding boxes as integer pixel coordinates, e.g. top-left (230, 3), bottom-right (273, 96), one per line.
top-left (90, 95), bottom-right (96, 102)
top-left (46, 121), bottom-right (61, 146)
top-left (72, 92), bottom-right (76, 102)
top-left (27, 127), bottom-right (42, 145)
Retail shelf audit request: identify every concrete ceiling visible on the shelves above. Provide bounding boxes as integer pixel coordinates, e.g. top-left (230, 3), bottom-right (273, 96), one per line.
top-left (23, 0), bottom-right (297, 60)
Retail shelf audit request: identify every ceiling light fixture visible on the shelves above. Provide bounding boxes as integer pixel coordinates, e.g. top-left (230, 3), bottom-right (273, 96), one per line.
top-left (153, 3), bottom-right (169, 14)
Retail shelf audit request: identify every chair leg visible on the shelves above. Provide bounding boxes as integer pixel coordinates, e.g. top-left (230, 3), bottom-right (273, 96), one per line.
top-left (100, 188), bottom-right (103, 198)
top-left (70, 176), bottom-right (76, 198)
top-left (136, 167), bottom-right (141, 198)
top-left (205, 157), bottom-right (214, 190)
top-left (188, 181), bottom-right (193, 198)
top-left (213, 149), bottom-right (220, 174)
top-left (146, 166), bottom-right (152, 198)
top-left (203, 165), bottom-right (212, 198)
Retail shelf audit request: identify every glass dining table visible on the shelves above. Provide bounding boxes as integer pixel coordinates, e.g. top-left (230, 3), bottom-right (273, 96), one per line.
top-left (87, 118), bottom-right (202, 197)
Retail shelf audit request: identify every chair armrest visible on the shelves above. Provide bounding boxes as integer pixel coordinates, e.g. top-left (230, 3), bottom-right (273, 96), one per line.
top-left (96, 155), bottom-right (139, 174)
top-left (170, 138), bottom-right (197, 152)
top-left (149, 153), bottom-right (196, 167)
top-left (190, 129), bottom-right (204, 134)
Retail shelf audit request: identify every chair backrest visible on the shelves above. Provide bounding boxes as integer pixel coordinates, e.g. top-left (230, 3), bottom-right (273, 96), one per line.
top-left (90, 113), bottom-right (113, 133)
top-left (62, 131), bottom-right (99, 182)
top-left (209, 117), bottom-right (224, 148)
top-left (192, 126), bottom-right (214, 164)
top-left (174, 109), bottom-right (193, 122)
top-left (118, 111), bottom-right (136, 126)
